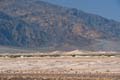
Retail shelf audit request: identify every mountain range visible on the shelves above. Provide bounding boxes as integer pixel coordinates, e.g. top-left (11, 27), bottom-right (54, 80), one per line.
top-left (0, 0), bottom-right (120, 52)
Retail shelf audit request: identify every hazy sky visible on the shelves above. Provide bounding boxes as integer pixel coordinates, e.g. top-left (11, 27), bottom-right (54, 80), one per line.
top-left (42, 0), bottom-right (120, 22)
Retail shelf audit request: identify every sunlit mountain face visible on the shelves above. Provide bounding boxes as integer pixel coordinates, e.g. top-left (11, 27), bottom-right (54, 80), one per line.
top-left (0, 0), bottom-right (120, 51)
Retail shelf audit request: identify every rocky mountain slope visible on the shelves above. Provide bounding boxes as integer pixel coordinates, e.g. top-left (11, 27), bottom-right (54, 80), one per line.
top-left (0, 0), bottom-right (120, 51)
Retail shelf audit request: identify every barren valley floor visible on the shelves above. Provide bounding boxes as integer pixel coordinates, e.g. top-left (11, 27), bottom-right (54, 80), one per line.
top-left (0, 56), bottom-right (120, 80)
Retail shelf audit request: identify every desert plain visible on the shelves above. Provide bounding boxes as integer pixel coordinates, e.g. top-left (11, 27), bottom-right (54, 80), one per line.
top-left (0, 52), bottom-right (120, 80)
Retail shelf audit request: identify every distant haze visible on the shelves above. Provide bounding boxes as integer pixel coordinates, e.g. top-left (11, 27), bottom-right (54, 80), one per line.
top-left (42, 0), bottom-right (120, 22)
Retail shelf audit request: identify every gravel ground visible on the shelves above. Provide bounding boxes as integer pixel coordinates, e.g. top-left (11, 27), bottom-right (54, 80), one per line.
top-left (0, 56), bottom-right (120, 74)
top-left (0, 56), bottom-right (120, 80)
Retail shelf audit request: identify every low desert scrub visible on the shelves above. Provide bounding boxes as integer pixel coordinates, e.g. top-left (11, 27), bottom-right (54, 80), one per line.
top-left (0, 77), bottom-right (114, 80)
top-left (0, 73), bottom-right (119, 80)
